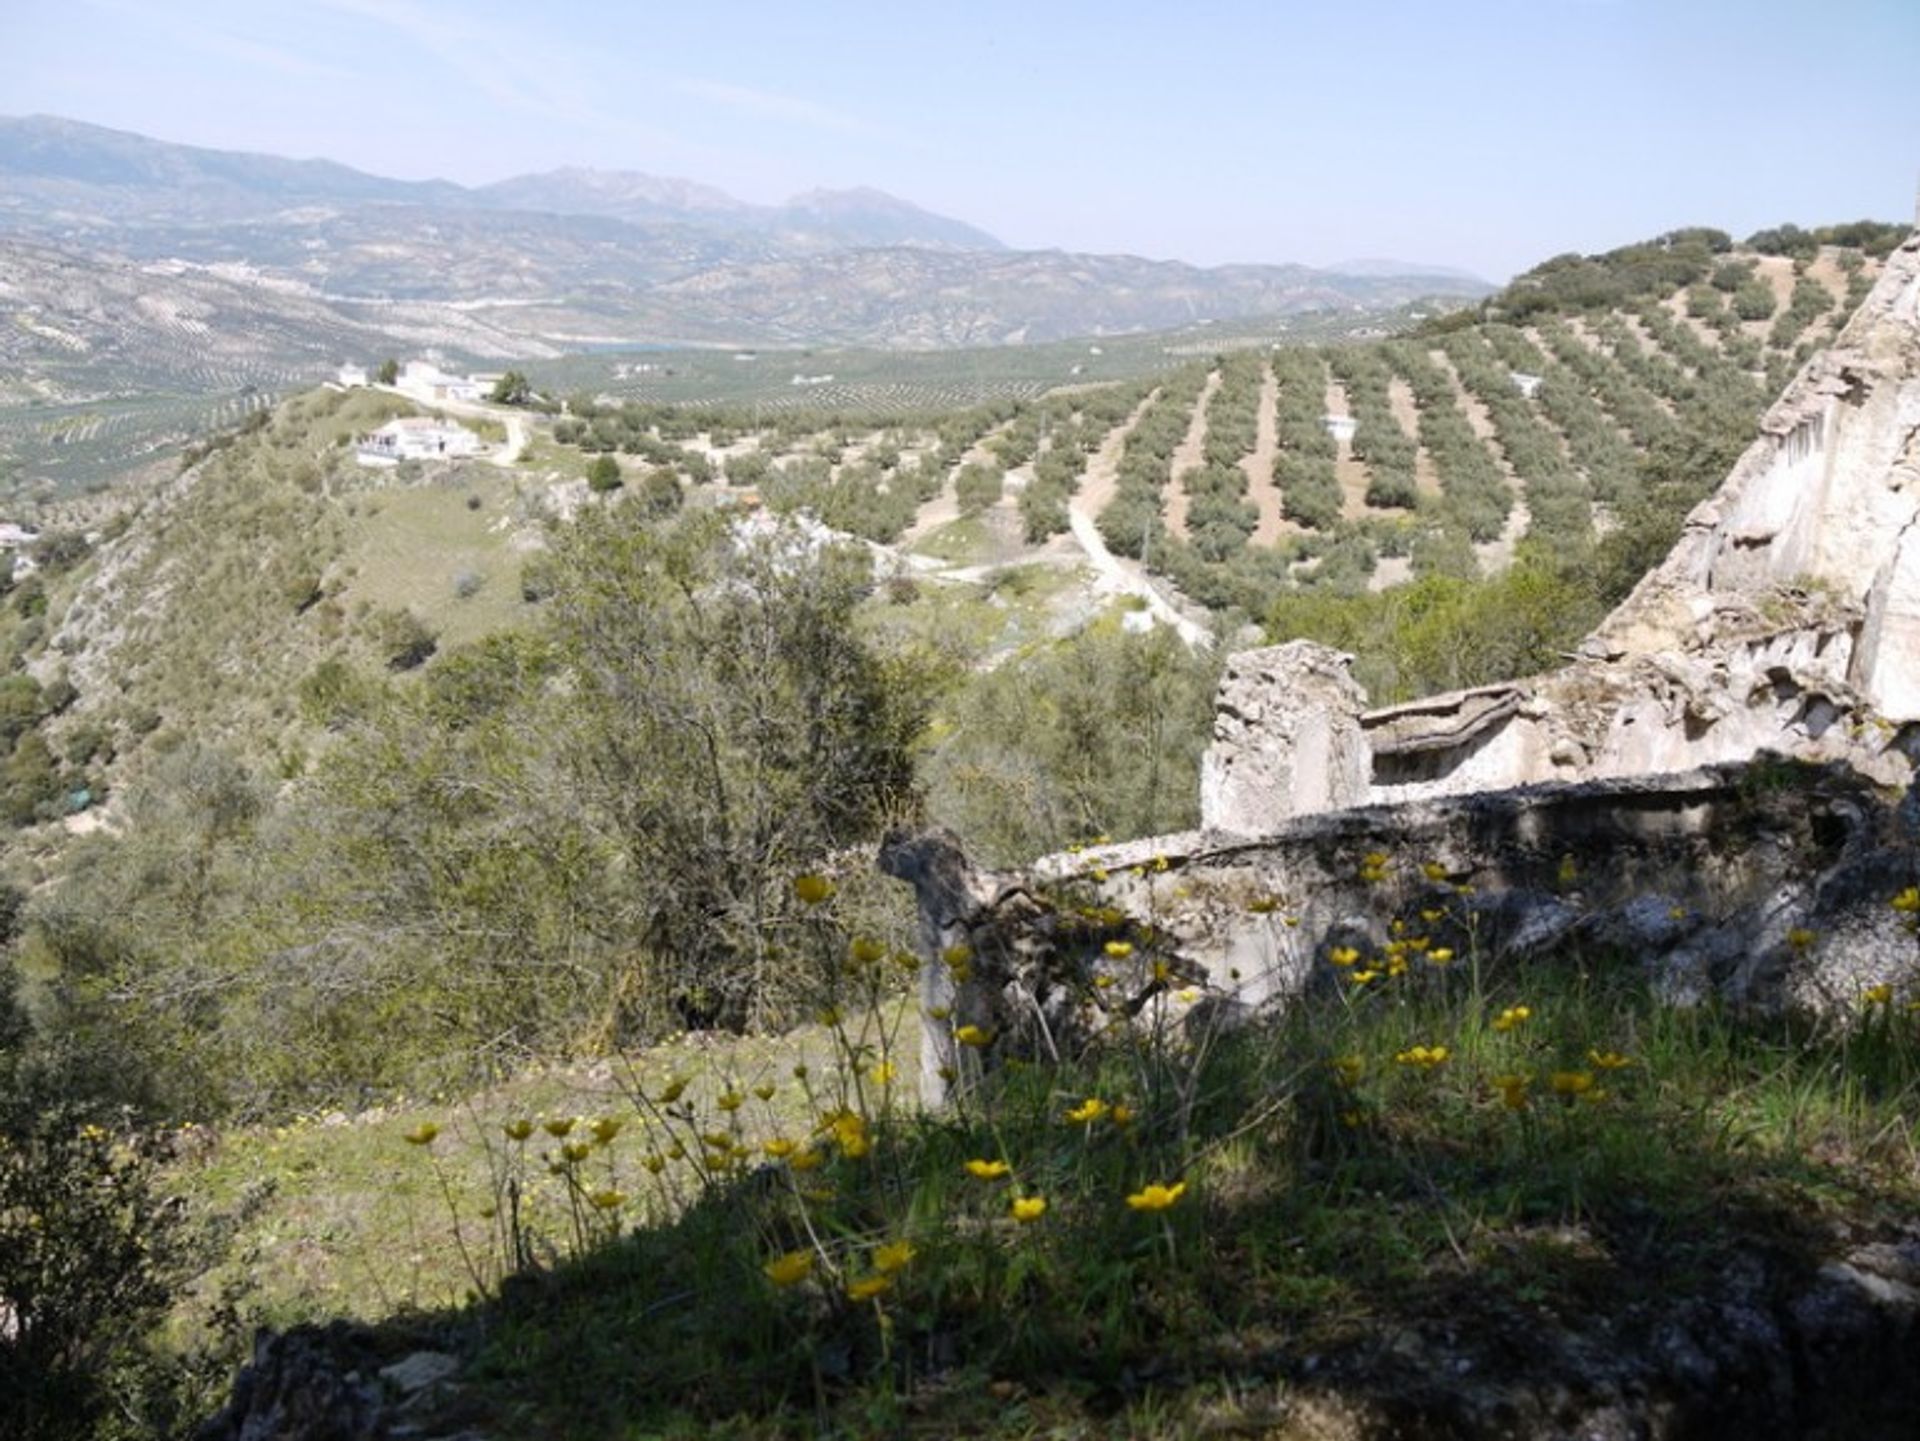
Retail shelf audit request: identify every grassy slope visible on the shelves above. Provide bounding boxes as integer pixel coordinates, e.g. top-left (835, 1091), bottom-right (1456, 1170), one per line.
top-left (167, 898), bottom-right (1920, 1438)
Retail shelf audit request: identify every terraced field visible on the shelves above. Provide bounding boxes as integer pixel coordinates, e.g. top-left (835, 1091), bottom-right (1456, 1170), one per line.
top-left (541, 240), bottom-right (1888, 615)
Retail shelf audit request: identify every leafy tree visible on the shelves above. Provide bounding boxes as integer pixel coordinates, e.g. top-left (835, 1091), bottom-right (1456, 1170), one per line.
top-left (639, 469), bottom-right (683, 516)
top-left (546, 510), bottom-right (928, 1028)
top-left (489, 370), bottom-right (533, 406)
top-left (375, 358), bottom-right (399, 386)
top-left (923, 620), bottom-right (1218, 866)
top-left (586, 454), bottom-right (623, 493)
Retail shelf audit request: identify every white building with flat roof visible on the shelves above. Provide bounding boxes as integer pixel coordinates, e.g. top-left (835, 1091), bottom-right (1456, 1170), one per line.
top-left (356, 417), bottom-right (484, 466)
top-left (396, 361), bottom-right (489, 405)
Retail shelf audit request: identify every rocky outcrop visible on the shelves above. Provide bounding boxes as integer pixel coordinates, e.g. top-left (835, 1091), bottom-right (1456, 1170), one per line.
top-left (196, 1325), bottom-right (476, 1441)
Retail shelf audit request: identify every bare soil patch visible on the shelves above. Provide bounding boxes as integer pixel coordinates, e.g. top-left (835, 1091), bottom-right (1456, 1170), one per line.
top-left (1162, 369), bottom-right (1219, 541)
top-left (1386, 376), bottom-right (1443, 499)
top-left (1245, 362), bottom-right (1287, 544)
top-left (1322, 373), bottom-right (1372, 521)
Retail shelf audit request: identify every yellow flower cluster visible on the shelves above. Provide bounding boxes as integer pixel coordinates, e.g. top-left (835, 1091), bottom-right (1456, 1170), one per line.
top-left (1491, 1005), bottom-right (1532, 1033)
top-left (1393, 1045), bottom-right (1450, 1069)
top-left (1125, 1181), bottom-right (1186, 1212)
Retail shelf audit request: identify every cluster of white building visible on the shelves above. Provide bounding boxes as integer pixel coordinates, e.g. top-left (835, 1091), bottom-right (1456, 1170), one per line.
top-left (336, 359), bottom-right (504, 405)
top-left (337, 357), bottom-right (499, 466)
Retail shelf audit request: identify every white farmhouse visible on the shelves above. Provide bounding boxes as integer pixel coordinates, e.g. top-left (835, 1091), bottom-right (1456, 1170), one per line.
top-left (1510, 371), bottom-right (1544, 399)
top-left (396, 361), bottom-right (489, 405)
top-left (356, 417), bottom-right (484, 466)
top-left (337, 363), bottom-right (369, 388)
top-left (1323, 414), bottom-right (1357, 444)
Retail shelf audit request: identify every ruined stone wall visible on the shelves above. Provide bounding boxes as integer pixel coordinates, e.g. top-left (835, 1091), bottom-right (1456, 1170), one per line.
top-left (1201, 235), bottom-right (1920, 824)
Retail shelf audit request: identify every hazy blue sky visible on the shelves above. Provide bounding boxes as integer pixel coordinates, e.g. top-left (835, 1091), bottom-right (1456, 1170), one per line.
top-left (5, 0), bottom-right (1915, 278)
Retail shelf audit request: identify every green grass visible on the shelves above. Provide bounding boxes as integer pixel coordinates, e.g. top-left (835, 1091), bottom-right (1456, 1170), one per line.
top-left (162, 889), bottom-right (1920, 1437)
top-left (338, 478), bottom-right (530, 649)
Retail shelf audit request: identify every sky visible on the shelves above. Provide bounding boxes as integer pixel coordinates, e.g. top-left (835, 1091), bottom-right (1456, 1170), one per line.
top-left (3, 0), bottom-right (1916, 280)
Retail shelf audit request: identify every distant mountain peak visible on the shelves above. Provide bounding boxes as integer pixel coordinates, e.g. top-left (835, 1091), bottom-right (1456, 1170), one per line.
top-left (777, 186), bottom-right (1004, 251)
top-left (478, 166), bottom-right (749, 218)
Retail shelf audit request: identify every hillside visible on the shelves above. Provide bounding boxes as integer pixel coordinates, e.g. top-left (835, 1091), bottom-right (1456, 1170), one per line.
top-left (5, 225), bottom-right (1899, 830)
top-left (4, 228), bottom-right (1918, 1441)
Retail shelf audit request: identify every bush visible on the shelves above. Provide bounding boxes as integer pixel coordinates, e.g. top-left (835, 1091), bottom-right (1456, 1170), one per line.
top-left (587, 455), bottom-right (623, 493)
top-left (369, 608), bottom-right (437, 671)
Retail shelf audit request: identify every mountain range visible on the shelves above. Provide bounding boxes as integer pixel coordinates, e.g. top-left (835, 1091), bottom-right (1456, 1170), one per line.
top-left (0, 115), bottom-right (1488, 341)
top-left (0, 115), bottom-right (1499, 491)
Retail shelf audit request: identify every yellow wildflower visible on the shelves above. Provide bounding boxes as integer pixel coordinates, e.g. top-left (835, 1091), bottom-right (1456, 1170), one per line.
top-left (846, 1273), bottom-right (893, 1302)
top-left (1125, 1181), bottom-right (1187, 1212)
top-left (1090, 868), bottom-right (1109, 883)
top-left (402, 1122), bottom-right (439, 1147)
top-left (764, 1250), bottom-right (814, 1287)
top-left (1890, 886), bottom-right (1920, 914)
top-left (1350, 968), bottom-right (1380, 985)
top-left (942, 942), bottom-right (973, 968)
top-left (588, 1189), bottom-right (626, 1211)
top-left (589, 1116), bottom-right (624, 1146)
top-left (643, 1153), bottom-right (667, 1174)
top-left (1103, 939), bottom-right (1134, 960)
top-left (965, 1158), bottom-right (1010, 1180)
top-left (1493, 1073), bottom-right (1530, 1111)
top-left (1331, 1055), bottom-right (1365, 1087)
top-left (502, 1119), bottom-right (534, 1142)
top-left (788, 1147), bottom-right (825, 1172)
top-left (849, 936), bottom-right (887, 967)
top-left (955, 1024), bottom-right (993, 1048)
top-left (1328, 946), bottom-right (1361, 968)
top-left (561, 1142), bottom-right (592, 1164)
top-left (716, 1090), bottom-right (745, 1112)
top-left (1285, 914), bottom-right (1301, 927)
top-left (1093, 975), bottom-right (1115, 989)
top-left (1110, 1104), bottom-right (1135, 1127)
top-left (542, 1116), bottom-right (576, 1138)
top-left (1153, 855), bottom-right (1171, 872)
top-left (1010, 1195), bottom-right (1048, 1223)
top-left (869, 1061), bottom-right (897, 1086)
top-left (793, 874), bottom-right (834, 905)
top-left (1152, 959), bottom-right (1172, 983)
top-left (1864, 983), bottom-right (1894, 1006)
top-left (1393, 1045), bottom-right (1450, 1069)
top-left (1549, 1070), bottom-right (1595, 1098)
top-left (1587, 1050), bottom-right (1633, 1071)
top-left (1248, 896), bottom-right (1278, 915)
top-left (873, 1240), bottom-right (916, 1274)
top-left (1064, 1097), bottom-right (1110, 1125)
top-left (656, 1078), bottom-right (689, 1105)
top-left (753, 1082), bottom-right (776, 1101)
top-left (925, 1004), bottom-right (951, 1020)
top-left (1491, 1005), bottom-right (1532, 1033)
top-left (763, 1137), bottom-right (797, 1158)
top-left (1787, 927), bottom-right (1817, 951)
top-left (701, 1131), bottom-right (733, 1149)
top-left (1428, 947), bottom-right (1454, 965)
